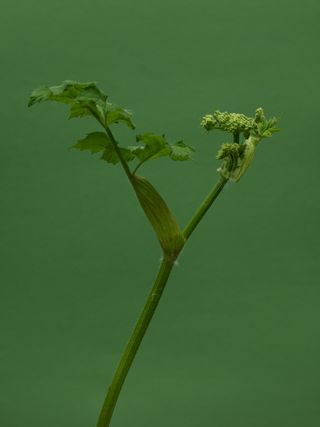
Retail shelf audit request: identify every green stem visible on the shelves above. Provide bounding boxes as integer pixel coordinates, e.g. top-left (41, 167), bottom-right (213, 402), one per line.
top-left (88, 106), bottom-right (133, 182)
top-left (132, 155), bottom-right (151, 175)
top-left (97, 177), bottom-right (228, 427)
top-left (105, 126), bottom-right (133, 182)
top-left (183, 176), bottom-right (228, 240)
top-left (233, 131), bottom-right (240, 143)
top-left (96, 256), bottom-right (175, 427)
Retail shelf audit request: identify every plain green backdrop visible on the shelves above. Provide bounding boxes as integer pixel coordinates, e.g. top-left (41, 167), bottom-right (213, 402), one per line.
top-left (1, 0), bottom-right (319, 426)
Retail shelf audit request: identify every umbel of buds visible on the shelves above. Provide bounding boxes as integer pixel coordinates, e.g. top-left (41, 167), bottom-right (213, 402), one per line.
top-left (200, 107), bottom-right (280, 182)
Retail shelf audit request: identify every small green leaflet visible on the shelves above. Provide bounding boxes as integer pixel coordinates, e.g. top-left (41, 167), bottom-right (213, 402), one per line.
top-left (129, 133), bottom-right (194, 169)
top-left (131, 133), bottom-right (171, 162)
top-left (72, 132), bottom-right (135, 165)
top-left (68, 100), bottom-right (106, 123)
top-left (106, 103), bottom-right (136, 130)
top-left (253, 117), bottom-right (280, 139)
top-left (69, 102), bottom-right (93, 119)
top-left (73, 132), bottom-right (110, 154)
top-left (101, 146), bottom-right (135, 165)
top-left (170, 141), bottom-right (195, 161)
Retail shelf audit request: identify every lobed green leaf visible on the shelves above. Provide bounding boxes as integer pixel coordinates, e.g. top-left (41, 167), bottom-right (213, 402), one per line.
top-left (101, 145), bottom-right (135, 165)
top-left (129, 133), bottom-right (195, 171)
top-left (106, 103), bottom-right (136, 129)
top-left (28, 80), bottom-right (107, 107)
top-left (72, 132), bottom-right (111, 154)
top-left (253, 117), bottom-right (280, 138)
top-left (28, 81), bottom-right (137, 131)
top-left (28, 80), bottom-right (108, 125)
top-left (131, 133), bottom-right (170, 161)
top-left (170, 141), bottom-right (195, 161)
top-left (72, 131), bottom-right (135, 165)
top-left (68, 100), bottom-right (105, 123)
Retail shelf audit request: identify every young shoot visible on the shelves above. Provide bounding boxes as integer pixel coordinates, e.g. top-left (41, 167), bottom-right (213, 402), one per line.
top-left (28, 80), bottom-right (280, 427)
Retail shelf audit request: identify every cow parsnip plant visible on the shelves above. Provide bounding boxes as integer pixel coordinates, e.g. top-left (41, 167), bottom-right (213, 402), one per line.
top-left (28, 80), bottom-right (280, 427)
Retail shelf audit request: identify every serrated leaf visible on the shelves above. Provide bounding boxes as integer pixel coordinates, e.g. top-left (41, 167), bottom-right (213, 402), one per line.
top-left (68, 100), bottom-right (96, 119)
top-left (120, 148), bottom-right (136, 162)
top-left (254, 116), bottom-right (280, 139)
top-left (136, 132), bottom-right (167, 147)
top-left (106, 103), bottom-right (135, 129)
top-left (170, 141), bottom-right (195, 161)
top-left (72, 132), bottom-right (111, 154)
top-left (28, 86), bottom-right (52, 106)
top-left (28, 80), bottom-right (108, 124)
top-left (101, 145), bottom-right (135, 165)
top-left (132, 133), bottom-right (169, 161)
top-left (28, 80), bottom-right (107, 107)
top-left (128, 133), bottom-right (195, 172)
top-left (100, 146), bottom-right (121, 164)
top-left (72, 131), bottom-right (135, 165)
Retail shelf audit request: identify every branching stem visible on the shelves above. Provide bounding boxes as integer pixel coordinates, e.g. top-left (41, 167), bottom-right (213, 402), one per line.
top-left (96, 174), bottom-right (229, 426)
top-left (27, 82), bottom-right (278, 427)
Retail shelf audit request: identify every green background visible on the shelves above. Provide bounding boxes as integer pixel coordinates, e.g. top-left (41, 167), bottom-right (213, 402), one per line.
top-left (1, 0), bottom-right (319, 426)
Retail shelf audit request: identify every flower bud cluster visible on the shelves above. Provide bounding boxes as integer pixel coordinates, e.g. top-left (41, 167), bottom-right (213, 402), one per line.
top-left (254, 107), bottom-right (266, 123)
top-left (200, 107), bottom-right (279, 182)
top-left (200, 110), bottom-right (255, 135)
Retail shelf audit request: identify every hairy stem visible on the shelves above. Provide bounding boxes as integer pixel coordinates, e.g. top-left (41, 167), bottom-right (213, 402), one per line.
top-left (96, 256), bottom-right (175, 427)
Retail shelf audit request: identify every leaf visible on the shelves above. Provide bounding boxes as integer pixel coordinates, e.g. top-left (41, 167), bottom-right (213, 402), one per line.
top-left (170, 141), bottom-right (195, 161)
top-left (28, 81), bottom-right (137, 130)
top-left (72, 131), bottom-right (135, 165)
top-left (129, 133), bottom-right (195, 171)
top-left (136, 132), bottom-right (167, 149)
top-left (28, 80), bottom-right (107, 107)
top-left (73, 131), bottom-right (135, 165)
top-left (28, 80), bottom-right (108, 124)
top-left (68, 100), bottom-right (98, 120)
top-left (132, 175), bottom-right (185, 257)
top-left (253, 116), bottom-right (280, 139)
top-left (119, 148), bottom-right (136, 163)
top-left (131, 133), bottom-right (170, 161)
top-left (28, 86), bottom-right (53, 106)
top-left (106, 103), bottom-right (135, 129)
top-left (262, 117), bottom-right (281, 137)
top-left (72, 132), bottom-right (111, 154)
top-left (101, 145), bottom-right (135, 165)
top-left (69, 102), bottom-right (93, 119)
